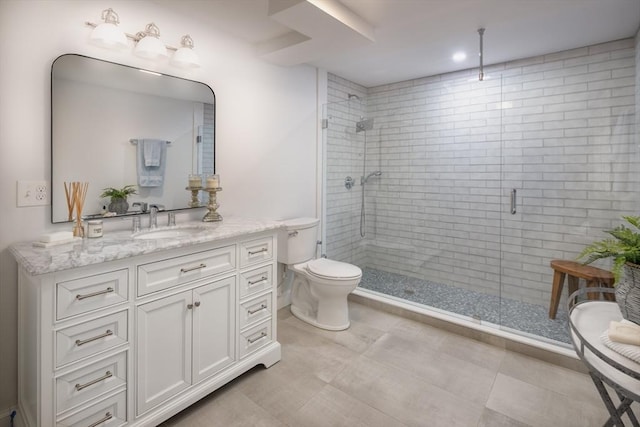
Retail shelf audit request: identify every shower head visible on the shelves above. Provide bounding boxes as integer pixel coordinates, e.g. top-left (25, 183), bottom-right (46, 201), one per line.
top-left (348, 93), bottom-right (360, 100)
top-left (362, 171), bottom-right (382, 185)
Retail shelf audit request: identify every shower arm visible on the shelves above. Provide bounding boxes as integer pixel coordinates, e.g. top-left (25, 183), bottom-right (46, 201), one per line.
top-left (361, 171), bottom-right (382, 185)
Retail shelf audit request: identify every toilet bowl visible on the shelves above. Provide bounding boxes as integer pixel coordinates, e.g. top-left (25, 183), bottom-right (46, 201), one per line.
top-left (279, 218), bottom-right (362, 330)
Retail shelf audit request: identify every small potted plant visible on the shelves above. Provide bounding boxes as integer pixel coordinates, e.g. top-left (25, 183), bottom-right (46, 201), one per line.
top-left (101, 185), bottom-right (137, 215)
top-left (579, 216), bottom-right (640, 324)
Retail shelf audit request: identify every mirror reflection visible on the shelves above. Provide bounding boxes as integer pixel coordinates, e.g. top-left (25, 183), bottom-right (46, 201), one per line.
top-left (51, 54), bottom-right (215, 223)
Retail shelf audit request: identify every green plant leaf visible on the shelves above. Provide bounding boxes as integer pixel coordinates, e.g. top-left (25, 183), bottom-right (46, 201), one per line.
top-left (578, 216), bottom-right (640, 285)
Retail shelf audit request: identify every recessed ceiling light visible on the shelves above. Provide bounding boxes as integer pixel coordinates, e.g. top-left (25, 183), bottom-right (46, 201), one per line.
top-left (452, 52), bottom-right (466, 62)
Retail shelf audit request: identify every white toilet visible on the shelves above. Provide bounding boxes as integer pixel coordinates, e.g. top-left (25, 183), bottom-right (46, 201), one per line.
top-left (278, 218), bottom-right (362, 331)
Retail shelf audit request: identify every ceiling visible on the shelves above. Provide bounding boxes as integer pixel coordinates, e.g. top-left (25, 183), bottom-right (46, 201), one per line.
top-left (156, 0), bottom-right (640, 88)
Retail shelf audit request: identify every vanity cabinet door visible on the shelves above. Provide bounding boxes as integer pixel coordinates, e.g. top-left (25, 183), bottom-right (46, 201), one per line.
top-left (192, 276), bottom-right (236, 384)
top-left (136, 292), bottom-right (192, 416)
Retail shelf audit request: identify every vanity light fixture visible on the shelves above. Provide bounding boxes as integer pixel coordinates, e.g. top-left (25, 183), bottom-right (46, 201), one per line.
top-left (170, 35), bottom-right (201, 68)
top-left (133, 23), bottom-right (168, 60)
top-left (86, 8), bottom-right (201, 68)
top-left (89, 8), bottom-right (128, 50)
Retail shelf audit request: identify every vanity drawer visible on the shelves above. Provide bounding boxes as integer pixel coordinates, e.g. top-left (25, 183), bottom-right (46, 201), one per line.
top-left (239, 319), bottom-right (272, 359)
top-left (239, 264), bottom-right (273, 298)
top-left (239, 237), bottom-right (273, 268)
top-left (56, 311), bottom-right (128, 368)
top-left (56, 269), bottom-right (129, 320)
top-left (138, 245), bottom-right (235, 296)
top-left (56, 390), bottom-right (126, 427)
top-left (239, 292), bottom-right (273, 330)
top-left (57, 352), bottom-right (127, 415)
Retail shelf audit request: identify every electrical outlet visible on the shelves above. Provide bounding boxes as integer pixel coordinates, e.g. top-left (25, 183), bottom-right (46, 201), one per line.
top-left (17, 180), bottom-right (48, 207)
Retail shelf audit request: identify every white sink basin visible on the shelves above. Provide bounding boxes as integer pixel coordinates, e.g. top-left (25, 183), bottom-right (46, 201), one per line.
top-left (133, 226), bottom-right (206, 240)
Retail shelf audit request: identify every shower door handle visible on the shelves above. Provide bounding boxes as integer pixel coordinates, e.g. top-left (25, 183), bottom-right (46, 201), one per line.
top-left (510, 189), bottom-right (517, 214)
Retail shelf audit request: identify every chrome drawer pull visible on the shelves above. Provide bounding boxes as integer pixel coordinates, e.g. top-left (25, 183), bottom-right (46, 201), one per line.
top-left (248, 276), bottom-right (268, 286)
top-left (87, 412), bottom-right (112, 427)
top-left (75, 329), bottom-right (113, 347)
top-left (247, 331), bottom-right (267, 344)
top-left (180, 263), bottom-right (206, 273)
top-left (76, 287), bottom-right (114, 300)
top-left (248, 248), bottom-right (268, 256)
top-left (247, 304), bottom-right (267, 315)
top-left (75, 371), bottom-right (113, 391)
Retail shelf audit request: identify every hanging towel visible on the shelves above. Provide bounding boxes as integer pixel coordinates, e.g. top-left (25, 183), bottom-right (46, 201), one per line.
top-left (143, 139), bottom-right (163, 166)
top-left (137, 138), bottom-right (167, 187)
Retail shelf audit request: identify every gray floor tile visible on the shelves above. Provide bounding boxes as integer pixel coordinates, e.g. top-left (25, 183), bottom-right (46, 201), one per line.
top-left (331, 354), bottom-right (485, 427)
top-left (234, 367), bottom-right (327, 422)
top-left (275, 320), bottom-right (359, 383)
top-left (161, 387), bottom-right (285, 426)
top-left (348, 302), bottom-right (404, 332)
top-left (486, 373), bottom-right (609, 427)
top-left (364, 332), bottom-right (498, 405)
top-left (283, 311), bottom-right (387, 354)
top-left (387, 317), bottom-right (451, 347)
top-left (438, 329), bottom-right (507, 372)
top-left (285, 383), bottom-right (408, 427)
top-left (478, 408), bottom-right (532, 427)
top-left (499, 351), bottom-right (602, 406)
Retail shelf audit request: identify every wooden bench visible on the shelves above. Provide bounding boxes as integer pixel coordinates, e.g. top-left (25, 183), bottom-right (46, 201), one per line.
top-left (549, 260), bottom-right (615, 319)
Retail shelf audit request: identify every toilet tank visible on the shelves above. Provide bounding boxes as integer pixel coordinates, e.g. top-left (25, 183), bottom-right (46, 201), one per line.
top-left (278, 218), bottom-right (320, 264)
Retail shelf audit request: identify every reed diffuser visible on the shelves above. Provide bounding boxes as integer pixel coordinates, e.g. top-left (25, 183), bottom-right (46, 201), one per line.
top-left (65, 181), bottom-right (89, 237)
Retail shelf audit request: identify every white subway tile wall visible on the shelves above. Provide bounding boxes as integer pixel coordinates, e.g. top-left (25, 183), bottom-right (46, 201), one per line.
top-left (203, 103), bottom-right (215, 176)
top-left (325, 38), bottom-right (638, 308)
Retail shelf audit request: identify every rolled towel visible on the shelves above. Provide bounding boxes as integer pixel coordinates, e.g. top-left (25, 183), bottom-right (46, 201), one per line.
top-left (608, 319), bottom-right (640, 346)
top-left (39, 231), bottom-right (74, 243)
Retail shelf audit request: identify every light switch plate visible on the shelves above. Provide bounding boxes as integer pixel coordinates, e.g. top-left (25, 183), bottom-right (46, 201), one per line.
top-left (17, 180), bottom-right (48, 207)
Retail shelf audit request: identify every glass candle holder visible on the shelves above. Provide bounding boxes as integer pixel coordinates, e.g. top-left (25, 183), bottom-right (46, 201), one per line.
top-left (205, 174), bottom-right (220, 189)
top-left (188, 174), bottom-right (202, 189)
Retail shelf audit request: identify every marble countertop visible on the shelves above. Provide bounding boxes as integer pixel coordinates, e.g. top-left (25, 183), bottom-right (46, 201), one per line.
top-left (10, 217), bottom-right (283, 276)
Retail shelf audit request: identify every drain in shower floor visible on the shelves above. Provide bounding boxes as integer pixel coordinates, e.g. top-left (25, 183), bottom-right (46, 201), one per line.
top-left (403, 288), bottom-right (415, 295)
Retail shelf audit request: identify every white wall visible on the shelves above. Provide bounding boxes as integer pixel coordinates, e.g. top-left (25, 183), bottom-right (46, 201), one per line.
top-left (0, 0), bottom-right (318, 415)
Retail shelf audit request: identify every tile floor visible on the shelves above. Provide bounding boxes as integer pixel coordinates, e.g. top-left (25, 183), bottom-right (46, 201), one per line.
top-left (162, 302), bottom-right (619, 427)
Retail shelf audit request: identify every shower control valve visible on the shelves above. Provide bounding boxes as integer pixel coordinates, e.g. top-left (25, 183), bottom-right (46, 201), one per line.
top-left (344, 176), bottom-right (355, 190)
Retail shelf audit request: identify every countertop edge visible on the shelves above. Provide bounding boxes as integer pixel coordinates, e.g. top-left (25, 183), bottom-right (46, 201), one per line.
top-left (10, 218), bottom-right (284, 276)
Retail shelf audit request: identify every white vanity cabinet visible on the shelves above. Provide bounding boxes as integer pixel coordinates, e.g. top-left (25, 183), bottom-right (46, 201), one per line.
top-left (13, 223), bottom-right (281, 427)
top-left (136, 276), bottom-right (236, 415)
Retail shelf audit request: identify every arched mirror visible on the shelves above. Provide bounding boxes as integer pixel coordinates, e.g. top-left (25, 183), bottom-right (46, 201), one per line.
top-left (51, 54), bottom-right (215, 223)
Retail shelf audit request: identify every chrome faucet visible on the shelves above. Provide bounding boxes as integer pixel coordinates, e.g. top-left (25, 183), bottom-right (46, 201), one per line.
top-left (132, 202), bottom-right (148, 213)
top-left (149, 205), bottom-right (159, 229)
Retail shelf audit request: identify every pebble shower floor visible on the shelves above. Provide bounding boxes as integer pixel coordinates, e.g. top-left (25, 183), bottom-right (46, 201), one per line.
top-left (359, 268), bottom-right (571, 344)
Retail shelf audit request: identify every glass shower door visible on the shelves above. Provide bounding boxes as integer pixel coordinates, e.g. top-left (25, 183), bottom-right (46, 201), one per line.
top-left (498, 72), bottom-right (639, 346)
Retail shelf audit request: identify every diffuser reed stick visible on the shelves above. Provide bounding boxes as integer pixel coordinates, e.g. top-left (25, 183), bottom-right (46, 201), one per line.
top-left (64, 182), bottom-right (76, 222)
top-left (70, 181), bottom-right (89, 237)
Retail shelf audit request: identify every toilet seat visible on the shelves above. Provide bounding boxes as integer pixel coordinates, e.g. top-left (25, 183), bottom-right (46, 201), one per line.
top-left (305, 258), bottom-right (362, 280)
